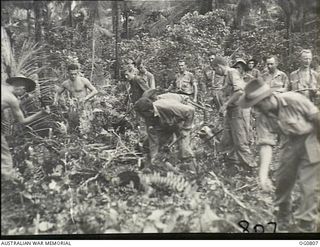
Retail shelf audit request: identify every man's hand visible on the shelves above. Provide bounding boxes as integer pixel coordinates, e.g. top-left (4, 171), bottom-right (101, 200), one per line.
top-left (219, 103), bottom-right (227, 116)
top-left (259, 174), bottom-right (274, 192)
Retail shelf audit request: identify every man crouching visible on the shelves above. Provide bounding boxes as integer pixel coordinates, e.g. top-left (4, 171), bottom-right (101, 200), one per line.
top-left (134, 96), bottom-right (196, 172)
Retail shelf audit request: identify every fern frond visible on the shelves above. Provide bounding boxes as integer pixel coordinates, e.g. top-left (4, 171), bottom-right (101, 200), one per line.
top-left (140, 172), bottom-right (198, 197)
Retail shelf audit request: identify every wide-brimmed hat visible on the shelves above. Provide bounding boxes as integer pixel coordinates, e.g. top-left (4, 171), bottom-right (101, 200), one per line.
top-left (232, 58), bottom-right (247, 68)
top-left (6, 74), bottom-right (36, 92)
top-left (238, 78), bottom-right (273, 108)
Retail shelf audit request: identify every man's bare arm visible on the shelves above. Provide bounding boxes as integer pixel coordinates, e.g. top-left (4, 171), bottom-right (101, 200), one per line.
top-left (9, 97), bottom-right (44, 125)
top-left (259, 144), bottom-right (274, 191)
top-left (193, 83), bottom-right (198, 102)
top-left (84, 79), bottom-right (98, 101)
top-left (149, 73), bottom-right (156, 89)
top-left (53, 85), bottom-right (66, 105)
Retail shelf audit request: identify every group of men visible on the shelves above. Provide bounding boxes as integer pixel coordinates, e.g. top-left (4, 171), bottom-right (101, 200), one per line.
top-left (1, 48), bottom-right (320, 232)
top-left (130, 50), bottom-right (320, 232)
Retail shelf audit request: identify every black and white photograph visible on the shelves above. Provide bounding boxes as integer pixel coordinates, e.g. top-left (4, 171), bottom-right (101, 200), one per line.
top-left (1, 0), bottom-right (320, 238)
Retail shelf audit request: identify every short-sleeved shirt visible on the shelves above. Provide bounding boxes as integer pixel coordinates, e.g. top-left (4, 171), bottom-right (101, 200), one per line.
top-left (174, 71), bottom-right (196, 95)
top-left (289, 68), bottom-right (319, 100)
top-left (262, 69), bottom-right (289, 92)
top-left (256, 92), bottom-right (319, 146)
top-left (244, 68), bottom-right (261, 83)
top-left (153, 99), bottom-right (195, 130)
top-left (202, 66), bottom-right (224, 89)
top-left (202, 66), bottom-right (215, 89)
top-left (157, 93), bottom-right (188, 103)
top-left (222, 68), bottom-right (245, 107)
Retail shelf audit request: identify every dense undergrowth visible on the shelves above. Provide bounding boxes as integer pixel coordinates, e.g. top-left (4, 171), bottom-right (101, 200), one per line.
top-left (1, 86), bottom-right (279, 235)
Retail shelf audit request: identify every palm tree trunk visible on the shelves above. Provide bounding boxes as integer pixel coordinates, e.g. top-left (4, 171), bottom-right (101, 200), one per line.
top-left (113, 1), bottom-right (120, 80)
top-left (34, 2), bottom-right (42, 44)
top-left (124, 1), bottom-right (129, 39)
top-left (68, 1), bottom-right (73, 27)
top-left (199, 0), bottom-right (213, 15)
top-left (27, 9), bottom-right (31, 38)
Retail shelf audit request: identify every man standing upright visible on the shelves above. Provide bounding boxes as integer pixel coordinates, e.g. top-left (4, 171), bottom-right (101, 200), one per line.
top-left (262, 56), bottom-right (289, 93)
top-left (53, 63), bottom-right (98, 134)
top-left (289, 49), bottom-right (319, 103)
top-left (245, 58), bottom-right (261, 82)
top-left (201, 54), bottom-right (224, 125)
top-left (168, 60), bottom-right (198, 102)
top-left (239, 78), bottom-right (320, 232)
top-left (54, 63), bottom-right (98, 105)
top-left (2, 75), bottom-right (50, 181)
top-left (135, 58), bottom-right (156, 89)
top-left (211, 56), bottom-right (256, 170)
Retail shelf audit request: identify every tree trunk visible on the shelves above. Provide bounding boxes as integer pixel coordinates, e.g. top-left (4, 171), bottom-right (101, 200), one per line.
top-left (112, 1), bottom-right (120, 80)
top-left (68, 1), bottom-right (73, 27)
top-left (34, 2), bottom-right (42, 44)
top-left (1, 26), bottom-right (14, 81)
top-left (27, 9), bottom-right (31, 38)
top-left (199, 0), bottom-right (213, 15)
top-left (124, 1), bottom-right (129, 39)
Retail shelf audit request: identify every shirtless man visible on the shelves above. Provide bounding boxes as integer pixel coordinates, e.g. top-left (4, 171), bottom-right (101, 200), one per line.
top-left (1, 75), bottom-right (50, 181)
top-left (53, 63), bottom-right (98, 105)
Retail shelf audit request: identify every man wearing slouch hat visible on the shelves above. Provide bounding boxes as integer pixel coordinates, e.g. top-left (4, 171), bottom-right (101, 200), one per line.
top-left (239, 78), bottom-right (320, 232)
top-left (1, 75), bottom-right (50, 182)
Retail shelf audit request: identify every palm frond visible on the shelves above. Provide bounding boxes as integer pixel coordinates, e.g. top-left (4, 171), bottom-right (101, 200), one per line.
top-left (14, 41), bottom-right (42, 74)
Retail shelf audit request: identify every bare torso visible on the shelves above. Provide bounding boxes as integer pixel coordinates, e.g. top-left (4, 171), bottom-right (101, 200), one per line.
top-left (1, 85), bottom-right (16, 111)
top-left (62, 77), bottom-right (89, 99)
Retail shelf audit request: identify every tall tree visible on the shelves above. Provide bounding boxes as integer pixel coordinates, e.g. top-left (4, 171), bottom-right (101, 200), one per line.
top-left (112, 1), bottom-right (121, 80)
top-left (33, 1), bottom-right (43, 43)
top-left (199, 0), bottom-right (213, 15)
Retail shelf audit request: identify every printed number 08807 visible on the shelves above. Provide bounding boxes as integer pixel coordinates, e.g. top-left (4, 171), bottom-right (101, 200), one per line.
top-left (299, 241), bottom-right (318, 245)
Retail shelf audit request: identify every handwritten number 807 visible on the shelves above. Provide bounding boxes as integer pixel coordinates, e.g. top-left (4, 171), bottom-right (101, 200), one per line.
top-left (238, 220), bottom-right (277, 233)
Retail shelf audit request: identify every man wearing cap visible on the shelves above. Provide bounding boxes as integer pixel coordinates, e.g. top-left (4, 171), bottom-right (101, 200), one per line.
top-left (262, 56), bottom-right (289, 93)
top-left (232, 58), bottom-right (254, 145)
top-left (168, 60), bottom-right (198, 102)
top-left (135, 58), bottom-right (156, 90)
top-left (1, 75), bottom-right (50, 181)
top-left (211, 56), bottom-right (256, 170)
top-left (134, 96), bottom-right (195, 170)
top-left (289, 49), bottom-right (320, 104)
top-left (246, 59), bottom-right (261, 82)
top-left (232, 58), bottom-right (247, 80)
top-left (239, 78), bottom-right (320, 232)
